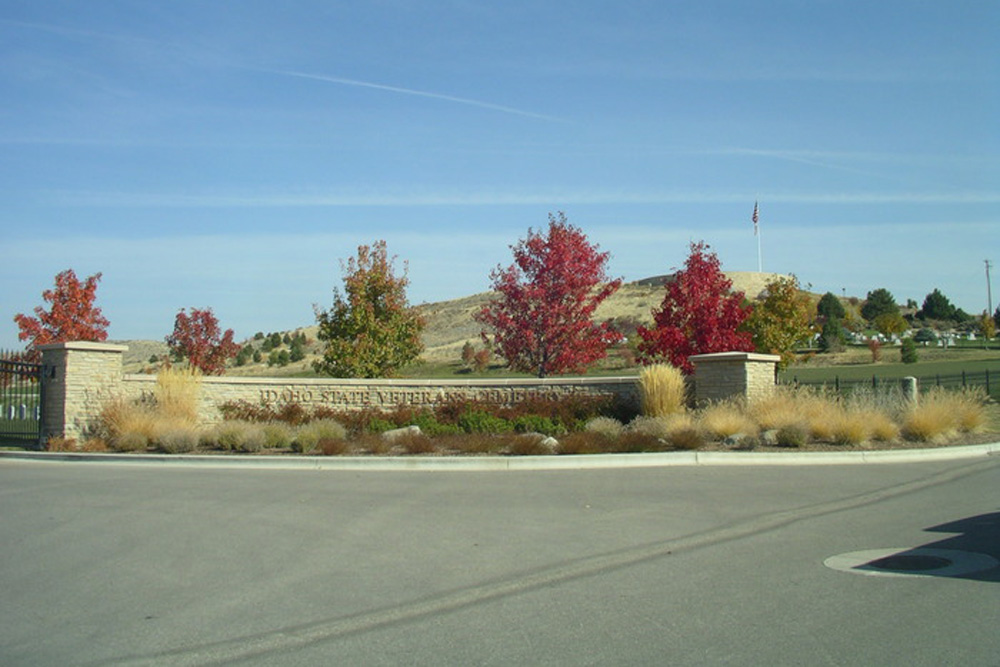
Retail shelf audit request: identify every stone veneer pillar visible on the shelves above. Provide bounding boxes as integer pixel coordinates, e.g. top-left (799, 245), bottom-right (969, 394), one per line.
top-left (39, 342), bottom-right (127, 442)
top-left (689, 351), bottom-right (781, 405)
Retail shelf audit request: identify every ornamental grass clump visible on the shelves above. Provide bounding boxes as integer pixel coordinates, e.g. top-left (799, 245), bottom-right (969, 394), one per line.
top-left (639, 364), bottom-right (687, 417)
top-left (211, 421), bottom-right (266, 452)
top-left (902, 388), bottom-right (986, 442)
top-left (154, 366), bottom-right (201, 424)
top-left (99, 397), bottom-right (158, 452)
top-left (158, 426), bottom-right (201, 454)
top-left (627, 413), bottom-right (694, 440)
top-left (294, 419), bottom-right (347, 453)
top-left (829, 410), bottom-right (870, 446)
top-left (697, 400), bottom-right (758, 440)
top-left (749, 388), bottom-right (810, 432)
top-left (261, 422), bottom-right (295, 450)
top-left (584, 417), bottom-right (625, 440)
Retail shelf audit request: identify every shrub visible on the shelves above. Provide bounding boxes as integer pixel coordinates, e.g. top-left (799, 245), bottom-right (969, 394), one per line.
top-left (458, 409), bottom-right (513, 434)
top-left (512, 414), bottom-right (565, 436)
top-left (158, 426), bottom-right (201, 453)
top-left (585, 417), bottom-right (624, 440)
top-left (639, 364), bottom-right (686, 417)
top-left (295, 419), bottom-right (347, 453)
top-left (506, 433), bottom-right (556, 456)
top-left (80, 438), bottom-right (109, 453)
top-left (45, 436), bottom-right (77, 452)
top-left (667, 427), bottom-right (705, 451)
top-left (557, 431), bottom-right (608, 455)
top-left (318, 437), bottom-right (349, 456)
top-left (398, 433), bottom-right (438, 455)
top-left (900, 338), bottom-right (919, 364)
top-left (614, 431), bottom-right (667, 453)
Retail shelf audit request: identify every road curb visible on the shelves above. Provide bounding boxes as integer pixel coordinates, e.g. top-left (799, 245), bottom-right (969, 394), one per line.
top-left (2, 442), bottom-right (998, 471)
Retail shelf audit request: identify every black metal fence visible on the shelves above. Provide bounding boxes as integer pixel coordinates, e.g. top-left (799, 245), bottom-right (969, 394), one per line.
top-left (784, 369), bottom-right (997, 400)
top-left (0, 350), bottom-right (45, 448)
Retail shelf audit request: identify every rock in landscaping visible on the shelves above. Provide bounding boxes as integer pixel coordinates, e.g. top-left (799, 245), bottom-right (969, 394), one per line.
top-left (382, 425), bottom-right (422, 441)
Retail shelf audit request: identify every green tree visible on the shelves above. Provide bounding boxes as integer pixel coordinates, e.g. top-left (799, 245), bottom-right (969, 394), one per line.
top-left (918, 288), bottom-right (956, 321)
top-left (314, 240), bottom-right (425, 378)
top-left (742, 276), bottom-right (813, 369)
top-left (816, 292), bottom-right (846, 321)
top-left (900, 338), bottom-right (919, 364)
top-left (818, 319), bottom-right (845, 353)
top-left (873, 312), bottom-right (908, 337)
top-left (979, 311), bottom-right (996, 343)
top-left (861, 288), bottom-right (899, 323)
top-left (289, 338), bottom-right (306, 362)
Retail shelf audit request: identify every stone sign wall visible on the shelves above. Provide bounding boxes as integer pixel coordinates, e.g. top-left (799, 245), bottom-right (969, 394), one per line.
top-left (119, 374), bottom-right (640, 427)
top-left (38, 343), bottom-right (779, 442)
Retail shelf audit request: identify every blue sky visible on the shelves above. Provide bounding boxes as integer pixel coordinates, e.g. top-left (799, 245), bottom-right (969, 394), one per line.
top-left (1, 1), bottom-right (997, 349)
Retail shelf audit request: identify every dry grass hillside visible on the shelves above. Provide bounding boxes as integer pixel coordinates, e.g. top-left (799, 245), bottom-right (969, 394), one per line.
top-left (120, 272), bottom-right (786, 374)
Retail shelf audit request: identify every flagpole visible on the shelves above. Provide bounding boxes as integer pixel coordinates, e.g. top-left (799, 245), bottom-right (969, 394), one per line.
top-left (753, 200), bottom-right (762, 272)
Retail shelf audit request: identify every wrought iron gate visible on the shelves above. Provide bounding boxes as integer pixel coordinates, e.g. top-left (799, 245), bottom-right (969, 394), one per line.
top-left (0, 351), bottom-right (45, 448)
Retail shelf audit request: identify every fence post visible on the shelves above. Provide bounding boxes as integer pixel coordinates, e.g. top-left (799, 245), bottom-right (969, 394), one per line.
top-left (962, 370), bottom-right (966, 388)
top-left (901, 376), bottom-right (918, 406)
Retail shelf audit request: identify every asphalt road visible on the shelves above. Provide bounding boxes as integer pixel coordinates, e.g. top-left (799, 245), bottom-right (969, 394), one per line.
top-left (1, 457), bottom-right (997, 666)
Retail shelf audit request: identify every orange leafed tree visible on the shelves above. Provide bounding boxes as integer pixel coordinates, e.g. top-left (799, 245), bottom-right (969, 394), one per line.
top-left (14, 269), bottom-right (110, 350)
top-left (166, 307), bottom-right (239, 375)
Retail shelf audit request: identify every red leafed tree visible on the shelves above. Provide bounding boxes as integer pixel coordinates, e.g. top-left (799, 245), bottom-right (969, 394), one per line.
top-left (14, 269), bottom-right (110, 351)
top-left (637, 241), bottom-right (754, 374)
top-left (475, 212), bottom-right (623, 378)
top-left (166, 307), bottom-right (239, 375)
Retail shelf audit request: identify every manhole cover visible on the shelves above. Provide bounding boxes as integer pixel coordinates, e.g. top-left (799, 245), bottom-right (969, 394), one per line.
top-left (824, 548), bottom-right (999, 578)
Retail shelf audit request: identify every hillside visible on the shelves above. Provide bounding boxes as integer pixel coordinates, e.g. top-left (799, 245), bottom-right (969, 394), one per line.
top-left (120, 272), bottom-right (787, 374)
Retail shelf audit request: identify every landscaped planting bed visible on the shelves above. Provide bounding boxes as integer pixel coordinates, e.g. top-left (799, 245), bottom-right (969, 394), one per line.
top-left (48, 366), bottom-right (998, 456)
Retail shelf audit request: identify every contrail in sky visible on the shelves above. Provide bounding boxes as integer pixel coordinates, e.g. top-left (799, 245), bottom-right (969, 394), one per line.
top-left (265, 69), bottom-right (564, 122)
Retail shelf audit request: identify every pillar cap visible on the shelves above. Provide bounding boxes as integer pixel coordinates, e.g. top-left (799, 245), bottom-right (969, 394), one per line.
top-left (37, 341), bottom-right (129, 353)
top-left (689, 352), bottom-right (781, 363)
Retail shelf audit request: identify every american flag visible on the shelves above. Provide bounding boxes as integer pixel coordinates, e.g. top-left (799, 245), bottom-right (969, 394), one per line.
top-left (752, 201), bottom-right (759, 235)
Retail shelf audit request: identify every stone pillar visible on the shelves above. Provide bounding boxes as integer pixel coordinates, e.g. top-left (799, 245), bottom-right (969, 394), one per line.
top-left (900, 376), bottom-right (919, 406)
top-left (690, 352), bottom-right (781, 405)
top-left (39, 342), bottom-right (127, 443)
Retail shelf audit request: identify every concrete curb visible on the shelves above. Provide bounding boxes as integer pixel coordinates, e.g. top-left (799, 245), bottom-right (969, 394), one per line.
top-left (2, 442), bottom-right (998, 471)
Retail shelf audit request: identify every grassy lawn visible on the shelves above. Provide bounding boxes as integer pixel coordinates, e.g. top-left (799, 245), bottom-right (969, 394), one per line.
top-left (782, 347), bottom-right (1000, 382)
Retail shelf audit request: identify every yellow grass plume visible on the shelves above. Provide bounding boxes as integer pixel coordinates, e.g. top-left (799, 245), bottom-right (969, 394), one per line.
top-left (639, 364), bottom-right (687, 417)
